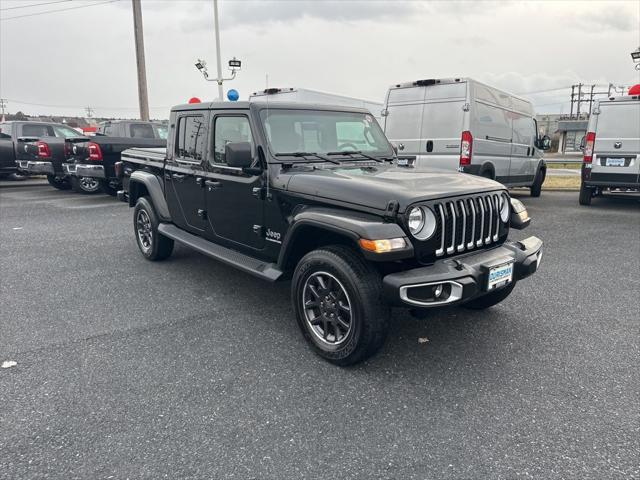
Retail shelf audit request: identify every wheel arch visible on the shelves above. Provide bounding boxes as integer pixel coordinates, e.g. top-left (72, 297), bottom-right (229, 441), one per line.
top-left (128, 170), bottom-right (171, 221)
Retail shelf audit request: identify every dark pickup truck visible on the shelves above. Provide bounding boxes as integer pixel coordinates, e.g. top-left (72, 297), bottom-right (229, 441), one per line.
top-left (119, 101), bottom-right (543, 365)
top-left (64, 120), bottom-right (167, 195)
top-left (0, 121), bottom-right (86, 186)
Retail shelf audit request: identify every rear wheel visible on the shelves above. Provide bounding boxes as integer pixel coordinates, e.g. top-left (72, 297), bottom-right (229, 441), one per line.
top-left (462, 282), bottom-right (516, 310)
top-left (133, 196), bottom-right (174, 261)
top-left (530, 167), bottom-right (545, 197)
top-left (579, 183), bottom-right (593, 205)
top-left (46, 175), bottom-right (71, 190)
top-left (292, 245), bottom-right (389, 366)
top-left (71, 176), bottom-right (102, 194)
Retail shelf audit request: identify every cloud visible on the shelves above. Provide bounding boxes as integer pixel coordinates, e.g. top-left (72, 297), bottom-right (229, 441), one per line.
top-left (567, 5), bottom-right (638, 33)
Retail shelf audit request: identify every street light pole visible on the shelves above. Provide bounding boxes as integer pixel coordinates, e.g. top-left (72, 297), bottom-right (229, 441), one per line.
top-left (213, 0), bottom-right (224, 101)
top-left (132, 0), bottom-right (150, 121)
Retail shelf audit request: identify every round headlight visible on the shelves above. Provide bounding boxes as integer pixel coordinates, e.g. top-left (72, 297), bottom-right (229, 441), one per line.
top-left (409, 207), bottom-right (437, 240)
top-left (499, 194), bottom-right (510, 223)
top-left (407, 207), bottom-right (424, 234)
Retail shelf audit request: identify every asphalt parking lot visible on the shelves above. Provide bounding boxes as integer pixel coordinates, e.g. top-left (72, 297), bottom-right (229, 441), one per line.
top-left (1, 185), bottom-right (638, 480)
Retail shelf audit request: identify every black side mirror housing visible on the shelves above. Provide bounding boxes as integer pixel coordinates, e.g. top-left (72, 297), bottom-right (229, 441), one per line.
top-left (536, 135), bottom-right (551, 151)
top-left (578, 135), bottom-right (586, 151)
top-left (225, 142), bottom-right (253, 169)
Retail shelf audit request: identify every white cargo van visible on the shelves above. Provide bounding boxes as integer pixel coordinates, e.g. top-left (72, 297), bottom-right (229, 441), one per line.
top-left (382, 78), bottom-right (551, 196)
top-left (250, 88), bottom-right (383, 122)
top-left (579, 94), bottom-right (640, 205)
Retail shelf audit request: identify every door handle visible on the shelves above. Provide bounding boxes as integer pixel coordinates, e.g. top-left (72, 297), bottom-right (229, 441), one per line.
top-left (171, 173), bottom-right (186, 182)
top-left (426, 140), bottom-right (433, 152)
top-left (205, 180), bottom-right (221, 190)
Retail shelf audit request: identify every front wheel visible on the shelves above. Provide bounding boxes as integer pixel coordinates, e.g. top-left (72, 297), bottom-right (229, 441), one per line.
top-left (579, 183), bottom-right (593, 205)
top-left (292, 245), bottom-right (389, 366)
top-left (133, 196), bottom-right (174, 261)
top-left (530, 168), bottom-right (545, 197)
top-left (71, 176), bottom-right (102, 194)
top-left (46, 175), bottom-right (71, 190)
top-left (462, 282), bottom-right (516, 310)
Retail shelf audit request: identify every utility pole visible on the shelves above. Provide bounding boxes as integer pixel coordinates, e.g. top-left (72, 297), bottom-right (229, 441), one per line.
top-left (85, 106), bottom-right (94, 118)
top-left (132, 0), bottom-right (150, 121)
top-left (213, 0), bottom-right (224, 101)
top-left (0, 98), bottom-right (7, 122)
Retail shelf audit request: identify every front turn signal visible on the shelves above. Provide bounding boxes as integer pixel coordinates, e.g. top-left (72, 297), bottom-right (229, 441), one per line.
top-left (359, 237), bottom-right (407, 253)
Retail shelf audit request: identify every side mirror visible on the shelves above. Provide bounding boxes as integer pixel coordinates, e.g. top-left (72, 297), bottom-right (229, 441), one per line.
top-left (537, 135), bottom-right (551, 151)
top-left (225, 142), bottom-right (253, 169)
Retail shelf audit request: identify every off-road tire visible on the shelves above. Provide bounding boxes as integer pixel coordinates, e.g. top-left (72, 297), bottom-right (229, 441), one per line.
top-left (530, 167), bottom-right (545, 197)
top-left (462, 282), bottom-right (516, 310)
top-left (579, 183), bottom-right (592, 205)
top-left (71, 176), bottom-right (102, 194)
top-left (46, 175), bottom-right (71, 190)
top-left (292, 245), bottom-right (390, 366)
top-left (133, 196), bottom-right (174, 261)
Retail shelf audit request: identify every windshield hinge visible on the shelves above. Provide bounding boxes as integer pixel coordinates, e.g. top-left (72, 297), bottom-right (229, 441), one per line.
top-left (384, 200), bottom-right (399, 221)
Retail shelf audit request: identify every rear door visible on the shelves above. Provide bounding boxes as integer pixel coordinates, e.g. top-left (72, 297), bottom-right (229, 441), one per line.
top-left (418, 82), bottom-right (466, 170)
top-left (592, 102), bottom-right (640, 186)
top-left (383, 86), bottom-right (425, 157)
top-left (165, 113), bottom-right (208, 234)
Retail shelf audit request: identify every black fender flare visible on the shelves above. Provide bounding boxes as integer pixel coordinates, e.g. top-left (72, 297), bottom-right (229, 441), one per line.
top-left (277, 206), bottom-right (413, 269)
top-left (128, 170), bottom-right (171, 222)
top-left (479, 162), bottom-right (496, 179)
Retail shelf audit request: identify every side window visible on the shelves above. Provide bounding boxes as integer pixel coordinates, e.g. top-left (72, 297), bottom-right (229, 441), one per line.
top-left (512, 114), bottom-right (536, 146)
top-left (175, 115), bottom-right (205, 162)
top-left (0, 123), bottom-right (12, 138)
top-left (100, 123), bottom-right (113, 136)
top-left (211, 116), bottom-right (253, 165)
top-left (475, 102), bottom-right (512, 141)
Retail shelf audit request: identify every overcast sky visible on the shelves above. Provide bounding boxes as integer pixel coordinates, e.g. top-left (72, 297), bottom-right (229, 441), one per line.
top-left (1, 0), bottom-right (639, 119)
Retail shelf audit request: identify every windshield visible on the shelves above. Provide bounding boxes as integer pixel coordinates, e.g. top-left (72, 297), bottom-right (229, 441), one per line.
top-left (259, 109), bottom-right (393, 158)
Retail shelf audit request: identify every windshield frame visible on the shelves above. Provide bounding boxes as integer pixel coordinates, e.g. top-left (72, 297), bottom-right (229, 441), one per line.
top-left (257, 107), bottom-right (394, 163)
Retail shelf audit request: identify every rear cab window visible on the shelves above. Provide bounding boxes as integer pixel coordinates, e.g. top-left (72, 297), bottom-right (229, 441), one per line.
top-left (52, 125), bottom-right (83, 138)
top-left (596, 104), bottom-right (640, 138)
top-left (21, 124), bottom-right (55, 137)
top-left (130, 123), bottom-right (156, 139)
top-left (175, 115), bottom-right (205, 162)
top-left (0, 123), bottom-right (12, 138)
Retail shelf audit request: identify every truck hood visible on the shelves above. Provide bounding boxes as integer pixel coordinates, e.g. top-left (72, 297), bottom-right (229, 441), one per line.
top-left (283, 164), bottom-right (504, 212)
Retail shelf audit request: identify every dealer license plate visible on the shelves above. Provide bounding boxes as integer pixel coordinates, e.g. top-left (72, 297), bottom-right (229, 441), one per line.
top-left (605, 157), bottom-right (625, 167)
top-left (487, 262), bottom-right (514, 291)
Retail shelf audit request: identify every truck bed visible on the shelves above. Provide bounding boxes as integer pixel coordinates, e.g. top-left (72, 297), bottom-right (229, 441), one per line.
top-left (121, 147), bottom-right (166, 169)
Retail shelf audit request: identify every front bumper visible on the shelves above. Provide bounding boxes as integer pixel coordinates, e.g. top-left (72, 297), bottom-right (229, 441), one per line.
top-left (383, 236), bottom-right (543, 308)
top-left (63, 163), bottom-right (105, 178)
top-left (16, 160), bottom-right (54, 175)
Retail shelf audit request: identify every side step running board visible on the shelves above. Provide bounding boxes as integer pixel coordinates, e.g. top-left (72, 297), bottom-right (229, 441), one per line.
top-left (157, 223), bottom-right (283, 282)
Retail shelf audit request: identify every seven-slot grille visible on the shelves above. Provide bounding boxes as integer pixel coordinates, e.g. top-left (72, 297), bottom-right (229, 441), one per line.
top-left (432, 193), bottom-right (503, 257)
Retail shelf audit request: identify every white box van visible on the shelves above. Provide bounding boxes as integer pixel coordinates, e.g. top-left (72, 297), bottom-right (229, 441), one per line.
top-left (382, 78), bottom-right (551, 196)
top-left (579, 94), bottom-right (640, 205)
top-left (250, 88), bottom-right (383, 122)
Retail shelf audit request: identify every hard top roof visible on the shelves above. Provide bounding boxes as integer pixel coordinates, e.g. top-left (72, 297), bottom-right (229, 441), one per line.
top-left (171, 101), bottom-right (372, 115)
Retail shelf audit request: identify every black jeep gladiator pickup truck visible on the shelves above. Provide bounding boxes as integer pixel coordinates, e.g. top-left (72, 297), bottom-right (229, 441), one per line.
top-left (64, 120), bottom-right (167, 195)
top-left (0, 121), bottom-right (86, 186)
top-left (119, 101), bottom-right (543, 365)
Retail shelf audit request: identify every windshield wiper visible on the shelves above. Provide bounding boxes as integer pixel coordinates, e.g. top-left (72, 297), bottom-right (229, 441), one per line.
top-left (326, 150), bottom-right (383, 163)
top-left (275, 152), bottom-right (340, 164)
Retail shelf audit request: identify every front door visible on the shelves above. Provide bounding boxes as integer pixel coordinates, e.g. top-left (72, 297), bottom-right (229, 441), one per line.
top-left (204, 113), bottom-right (265, 251)
top-left (165, 113), bottom-right (208, 234)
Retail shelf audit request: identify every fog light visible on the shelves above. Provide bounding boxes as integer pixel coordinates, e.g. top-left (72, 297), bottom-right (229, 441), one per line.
top-left (433, 284), bottom-right (443, 298)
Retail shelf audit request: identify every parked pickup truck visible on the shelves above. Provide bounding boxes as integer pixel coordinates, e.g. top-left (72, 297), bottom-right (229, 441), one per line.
top-left (119, 101), bottom-right (543, 365)
top-left (64, 120), bottom-right (167, 194)
top-left (0, 121), bottom-right (86, 187)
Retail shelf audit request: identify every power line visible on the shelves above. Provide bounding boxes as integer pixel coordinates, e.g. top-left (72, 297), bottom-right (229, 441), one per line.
top-left (0, 0), bottom-right (121, 21)
top-left (516, 86), bottom-right (573, 96)
top-left (1, 0), bottom-right (73, 11)
top-left (5, 97), bottom-right (169, 110)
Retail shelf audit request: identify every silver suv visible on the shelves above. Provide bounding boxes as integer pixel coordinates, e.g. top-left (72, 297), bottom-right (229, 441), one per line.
top-left (579, 95), bottom-right (640, 205)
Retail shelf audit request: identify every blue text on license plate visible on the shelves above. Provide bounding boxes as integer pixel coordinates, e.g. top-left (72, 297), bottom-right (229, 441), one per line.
top-left (605, 158), bottom-right (625, 167)
top-left (487, 262), bottom-right (514, 290)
